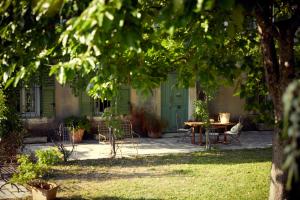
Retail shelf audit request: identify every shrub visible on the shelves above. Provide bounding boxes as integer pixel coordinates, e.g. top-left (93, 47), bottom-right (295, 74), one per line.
top-left (11, 149), bottom-right (63, 185)
top-left (0, 89), bottom-right (24, 138)
top-left (64, 116), bottom-right (91, 131)
top-left (35, 149), bottom-right (63, 165)
top-left (0, 89), bottom-right (8, 137)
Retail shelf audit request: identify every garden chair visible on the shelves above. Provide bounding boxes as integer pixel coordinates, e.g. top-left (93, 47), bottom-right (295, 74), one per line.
top-left (205, 127), bottom-right (219, 149)
top-left (97, 121), bottom-right (109, 143)
top-left (118, 120), bottom-right (140, 154)
top-left (51, 123), bottom-right (76, 162)
top-left (224, 122), bottom-right (243, 144)
top-left (176, 113), bottom-right (191, 142)
top-left (98, 120), bottom-right (140, 156)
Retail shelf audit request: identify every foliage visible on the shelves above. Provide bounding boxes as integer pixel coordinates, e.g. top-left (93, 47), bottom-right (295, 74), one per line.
top-left (0, 89), bottom-right (24, 138)
top-left (283, 80), bottom-right (300, 190)
top-left (11, 149), bottom-right (63, 185)
top-left (64, 115), bottom-right (91, 131)
top-left (11, 154), bottom-right (43, 185)
top-left (193, 100), bottom-right (209, 121)
top-left (0, 0), bottom-right (299, 196)
top-left (35, 149), bottom-right (63, 166)
top-left (0, 89), bottom-right (8, 137)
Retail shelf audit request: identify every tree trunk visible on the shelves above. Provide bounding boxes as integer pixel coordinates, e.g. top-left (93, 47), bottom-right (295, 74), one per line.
top-left (255, 1), bottom-right (297, 199)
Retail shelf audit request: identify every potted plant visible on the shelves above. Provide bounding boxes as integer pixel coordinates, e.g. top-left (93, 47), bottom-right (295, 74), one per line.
top-left (130, 107), bottom-right (148, 137)
top-left (144, 111), bottom-right (165, 138)
top-left (64, 116), bottom-right (91, 143)
top-left (11, 149), bottom-right (63, 200)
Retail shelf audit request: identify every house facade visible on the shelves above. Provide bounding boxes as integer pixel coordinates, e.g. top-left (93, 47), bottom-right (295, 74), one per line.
top-left (18, 70), bottom-right (246, 136)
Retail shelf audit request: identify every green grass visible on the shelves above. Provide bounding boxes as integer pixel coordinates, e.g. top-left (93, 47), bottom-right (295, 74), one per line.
top-left (48, 148), bottom-right (271, 200)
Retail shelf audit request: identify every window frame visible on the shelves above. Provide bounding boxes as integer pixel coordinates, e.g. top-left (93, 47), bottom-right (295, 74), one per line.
top-left (20, 85), bottom-right (40, 118)
top-left (93, 98), bottom-right (111, 116)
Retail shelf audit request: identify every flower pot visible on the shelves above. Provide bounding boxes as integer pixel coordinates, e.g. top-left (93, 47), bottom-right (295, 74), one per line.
top-left (29, 181), bottom-right (59, 200)
top-left (147, 131), bottom-right (162, 138)
top-left (69, 128), bottom-right (85, 143)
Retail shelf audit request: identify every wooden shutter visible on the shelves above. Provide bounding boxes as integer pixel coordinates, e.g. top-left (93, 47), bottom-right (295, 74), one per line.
top-left (80, 91), bottom-right (93, 116)
top-left (41, 67), bottom-right (55, 118)
top-left (116, 86), bottom-right (130, 115)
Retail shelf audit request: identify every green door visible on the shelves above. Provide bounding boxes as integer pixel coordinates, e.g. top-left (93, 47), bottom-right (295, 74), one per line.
top-left (161, 74), bottom-right (188, 132)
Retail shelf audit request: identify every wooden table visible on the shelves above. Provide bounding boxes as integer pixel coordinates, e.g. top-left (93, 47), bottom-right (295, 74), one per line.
top-left (184, 121), bottom-right (235, 145)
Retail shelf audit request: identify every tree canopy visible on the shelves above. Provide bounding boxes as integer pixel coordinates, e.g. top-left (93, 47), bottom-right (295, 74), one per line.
top-left (1, 0), bottom-right (300, 199)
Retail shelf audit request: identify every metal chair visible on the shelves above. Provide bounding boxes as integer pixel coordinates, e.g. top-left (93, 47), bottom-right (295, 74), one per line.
top-left (176, 113), bottom-right (191, 142)
top-left (224, 122), bottom-right (243, 144)
top-left (97, 121), bottom-right (109, 143)
top-left (51, 123), bottom-right (76, 162)
top-left (205, 127), bottom-right (219, 149)
top-left (97, 120), bottom-right (140, 156)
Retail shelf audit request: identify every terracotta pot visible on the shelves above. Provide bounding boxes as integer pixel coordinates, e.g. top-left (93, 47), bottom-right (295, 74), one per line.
top-left (69, 128), bottom-right (85, 143)
top-left (147, 131), bottom-right (162, 138)
top-left (29, 182), bottom-right (59, 200)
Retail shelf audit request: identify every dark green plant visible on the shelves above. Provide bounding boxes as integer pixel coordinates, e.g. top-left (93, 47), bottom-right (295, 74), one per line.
top-left (0, 89), bottom-right (8, 137)
top-left (11, 149), bottom-right (63, 185)
top-left (283, 80), bottom-right (300, 194)
top-left (193, 100), bottom-right (209, 122)
top-left (0, 89), bottom-right (24, 138)
top-left (64, 116), bottom-right (91, 131)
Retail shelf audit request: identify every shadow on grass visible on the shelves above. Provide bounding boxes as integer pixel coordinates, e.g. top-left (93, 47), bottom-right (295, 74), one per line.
top-left (59, 196), bottom-right (162, 200)
top-left (48, 148), bottom-right (272, 182)
top-left (58, 148), bottom-right (272, 167)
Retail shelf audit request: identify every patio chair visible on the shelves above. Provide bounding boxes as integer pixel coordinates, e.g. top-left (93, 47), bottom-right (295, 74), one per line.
top-left (205, 127), bottom-right (219, 149)
top-left (176, 113), bottom-right (191, 142)
top-left (98, 120), bottom-right (140, 156)
top-left (52, 123), bottom-right (77, 162)
top-left (97, 121), bottom-right (109, 143)
top-left (224, 122), bottom-right (243, 144)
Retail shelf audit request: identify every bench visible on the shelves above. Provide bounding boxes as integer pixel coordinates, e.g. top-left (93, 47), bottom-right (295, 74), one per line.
top-left (0, 156), bottom-right (20, 192)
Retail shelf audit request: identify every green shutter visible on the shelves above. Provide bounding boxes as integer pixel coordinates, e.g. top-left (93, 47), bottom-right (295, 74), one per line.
top-left (116, 87), bottom-right (130, 115)
top-left (80, 92), bottom-right (93, 116)
top-left (41, 68), bottom-right (55, 118)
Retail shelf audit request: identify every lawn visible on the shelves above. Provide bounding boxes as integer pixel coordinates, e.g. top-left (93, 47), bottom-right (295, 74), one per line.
top-left (48, 148), bottom-right (271, 200)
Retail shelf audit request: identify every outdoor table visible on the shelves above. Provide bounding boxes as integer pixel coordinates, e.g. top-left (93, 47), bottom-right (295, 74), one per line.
top-left (184, 121), bottom-right (235, 145)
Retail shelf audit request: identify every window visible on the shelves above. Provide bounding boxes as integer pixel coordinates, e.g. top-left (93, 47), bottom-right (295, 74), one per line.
top-left (20, 85), bottom-right (40, 117)
top-left (94, 98), bottom-right (110, 115)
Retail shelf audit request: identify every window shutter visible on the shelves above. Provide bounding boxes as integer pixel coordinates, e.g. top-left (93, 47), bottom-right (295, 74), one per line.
top-left (116, 86), bottom-right (130, 115)
top-left (80, 92), bottom-right (93, 116)
top-left (41, 68), bottom-right (55, 118)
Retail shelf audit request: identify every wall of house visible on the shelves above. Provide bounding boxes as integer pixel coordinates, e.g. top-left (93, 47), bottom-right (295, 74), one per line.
top-left (55, 82), bottom-right (80, 119)
top-left (208, 86), bottom-right (246, 121)
top-left (131, 88), bottom-right (161, 117)
top-left (188, 86), bottom-right (196, 120)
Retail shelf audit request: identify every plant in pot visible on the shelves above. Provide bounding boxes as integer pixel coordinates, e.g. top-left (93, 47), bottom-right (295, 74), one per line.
top-left (64, 116), bottom-right (91, 143)
top-left (11, 149), bottom-right (63, 200)
top-left (144, 111), bottom-right (165, 138)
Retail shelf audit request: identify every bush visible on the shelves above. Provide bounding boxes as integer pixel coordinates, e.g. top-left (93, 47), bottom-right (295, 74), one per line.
top-left (35, 149), bottom-right (63, 165)
top-left (11, 149), bottom-right (63, 185)
top-left (0, 89), bottom-right (8, 137)
top-left (64, 116), bottom-right (91, 131)
top-left (0, 89), bottom-right (23, 138)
